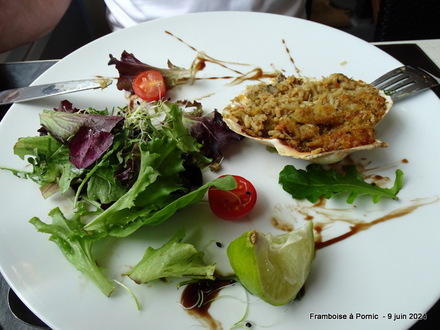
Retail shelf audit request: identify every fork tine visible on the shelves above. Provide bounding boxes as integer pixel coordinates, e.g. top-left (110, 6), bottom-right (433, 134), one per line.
top-left (389, 84), bottom-right (427, 100)
top-left (373, 72), bottom-right (412, 90)
top-left (370, 66), bottom-right (406, 86)
top-left (372, 65), bottom-right (440, 101)
top-left (381, 75), bottom-right (414, 91)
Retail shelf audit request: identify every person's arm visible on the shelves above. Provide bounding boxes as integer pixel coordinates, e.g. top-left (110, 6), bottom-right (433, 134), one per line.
top-left (0, 0), bottom-right (72, 53)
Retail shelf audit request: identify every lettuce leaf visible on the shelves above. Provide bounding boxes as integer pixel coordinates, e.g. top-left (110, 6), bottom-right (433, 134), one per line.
top-left (53, 100), bottom-right (80, 113)
top-left (126, 230), bottom-right (215, 284)
top-left (108, 51), bottom-right (194, 92)
top-left (186, 110), bottom-right (243, 169)
top-left (68, 127), bottom-right (114, 169)
top-left (115, 175), bottom-right (236, 235)
top-left (12, 135), bottom-right (75, 193)
top-left (29, 175), bottom-right (235, 296)
top-left (86, 165), bottom-right (127, 204)
top-left (29, 203), bottom-right (114, 296)
top-left (39, 110), bottom-right (123, 142)
top-left (279, 164), bottom-right (404, 204)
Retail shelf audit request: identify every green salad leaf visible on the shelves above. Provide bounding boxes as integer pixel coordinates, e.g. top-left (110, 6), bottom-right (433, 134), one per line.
top-left (126, 230), bottom-right (215, 284)
top-left (12, 135), bottom-right (73, 190)
top-left (85, 174), bottom-right (236, 237)
top-left (29, 203), bottom-right (114, 296)
top-left (279, 164), bottom-right (404, 204)
top-left (86, 165), bottom-right (127, 204)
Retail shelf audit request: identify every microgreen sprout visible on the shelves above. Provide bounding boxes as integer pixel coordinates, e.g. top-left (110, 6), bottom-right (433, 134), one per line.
top-left (114, 279), bottom-right (141, 310)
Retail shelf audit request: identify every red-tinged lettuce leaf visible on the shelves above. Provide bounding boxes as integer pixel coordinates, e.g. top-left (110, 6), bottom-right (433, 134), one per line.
top-left (54, 100), bottom-right (80, 113)
top-left (40, 110), bottom-right (123, 142)
top-left (187, 110), bottom-right (243, 165)
top-left (108, 51), bottom-right (149, 92)
top-left (69, 127), bottom-right (114, 169)
top-left (108, 51), bottom-right (192, 92)
top-left (38, 100), bottom-right (81, 136)
top-left (115, 144), bottom-right (140, 187)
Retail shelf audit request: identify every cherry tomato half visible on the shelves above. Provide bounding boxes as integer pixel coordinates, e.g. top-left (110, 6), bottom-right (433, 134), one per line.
top-left (208, 175), bottom-right (257, 221)
top-left (132, 70), bottom-right (166, 102)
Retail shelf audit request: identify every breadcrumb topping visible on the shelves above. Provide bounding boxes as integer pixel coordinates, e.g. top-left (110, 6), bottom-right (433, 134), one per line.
top-left (223, 73), bottom-right (389, 153)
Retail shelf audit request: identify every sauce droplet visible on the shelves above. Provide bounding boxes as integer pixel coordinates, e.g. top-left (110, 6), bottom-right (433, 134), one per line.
top-left (181, 279), bottom-right (235, 329)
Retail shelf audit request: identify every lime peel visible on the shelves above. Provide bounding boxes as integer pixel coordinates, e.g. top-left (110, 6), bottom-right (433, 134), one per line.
top-left (227, 222), bottom-right (315, 306)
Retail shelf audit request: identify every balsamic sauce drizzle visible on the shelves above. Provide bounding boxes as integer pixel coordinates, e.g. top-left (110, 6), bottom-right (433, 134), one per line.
top-left (313, 197), bottom-right (439, 249)
top-left (180, 279), bottom-right (236, 330)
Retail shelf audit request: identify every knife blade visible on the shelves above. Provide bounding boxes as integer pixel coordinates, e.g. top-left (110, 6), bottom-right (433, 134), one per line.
top-left (0, 78), bottom-right (113, 105)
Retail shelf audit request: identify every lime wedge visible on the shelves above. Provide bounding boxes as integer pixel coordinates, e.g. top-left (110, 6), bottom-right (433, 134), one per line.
top-left (227, 222), bottom-right (315, 306)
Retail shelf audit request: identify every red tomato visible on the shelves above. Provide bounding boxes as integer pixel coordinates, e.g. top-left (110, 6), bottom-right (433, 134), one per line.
top-left (208, 175), bottom-right (257, 221)
top-left (132, 70), bottom-right (166, 102)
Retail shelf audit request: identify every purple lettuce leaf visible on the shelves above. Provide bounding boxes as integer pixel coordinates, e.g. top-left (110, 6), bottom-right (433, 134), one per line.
top-left (108, 51), bottom-right (193, 92)
top-left (54, 100), bottom-right (81, 113)
top-left (38, 100), bottom-right (81, 136)
top-left (187, 110), bottom-right (243, 165)
top-left (115, 144), bottom-right (140, 187)
top-left (69, 127), bottom-right (114, 169)
top-left (40, 110), bottom-right (123, 143)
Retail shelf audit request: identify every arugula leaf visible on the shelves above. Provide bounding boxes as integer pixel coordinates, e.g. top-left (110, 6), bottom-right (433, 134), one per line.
top-left (126, 230), bottom-right (215, 284)
top-left (279, 164), bottom-right (404, 204)
top-left (29, 203), bottom-right (114, 296)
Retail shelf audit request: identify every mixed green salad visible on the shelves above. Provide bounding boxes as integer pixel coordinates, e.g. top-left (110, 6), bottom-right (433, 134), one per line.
top-left (6, 97), bottom-right (244, 296)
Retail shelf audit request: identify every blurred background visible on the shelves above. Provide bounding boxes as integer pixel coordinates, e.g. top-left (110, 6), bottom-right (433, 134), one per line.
top-left (1, 0), bottom-right (439, 62)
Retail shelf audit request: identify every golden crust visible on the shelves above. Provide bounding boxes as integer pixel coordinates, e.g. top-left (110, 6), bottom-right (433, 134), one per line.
top-left (222, 73), bottom-right (393, 164)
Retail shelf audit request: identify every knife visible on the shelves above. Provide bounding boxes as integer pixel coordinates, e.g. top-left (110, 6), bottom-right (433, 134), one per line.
top-left (0, 78), bottom-right (113, 105)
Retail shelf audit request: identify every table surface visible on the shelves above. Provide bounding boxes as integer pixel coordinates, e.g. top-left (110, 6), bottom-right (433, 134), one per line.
top-left (1, 39), bottom-right (440, 330)
top-left (374, 39), bottom-right (440, 67)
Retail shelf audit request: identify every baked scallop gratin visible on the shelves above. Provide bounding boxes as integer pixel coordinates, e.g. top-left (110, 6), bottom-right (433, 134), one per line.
top-left (222, 73), bottom-right (393, 164)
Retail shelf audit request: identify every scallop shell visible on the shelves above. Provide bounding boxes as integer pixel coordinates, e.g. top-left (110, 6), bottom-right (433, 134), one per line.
top-left (222, 75), bottom-right (393, 164)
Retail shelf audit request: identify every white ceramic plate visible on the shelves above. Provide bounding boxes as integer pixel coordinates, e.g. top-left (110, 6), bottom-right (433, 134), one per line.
top-left (1, 12), bottom-right (439, 330)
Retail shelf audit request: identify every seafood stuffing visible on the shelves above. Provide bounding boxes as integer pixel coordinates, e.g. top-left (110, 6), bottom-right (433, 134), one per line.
top-left (222, 73), bottom-right (393, 164)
